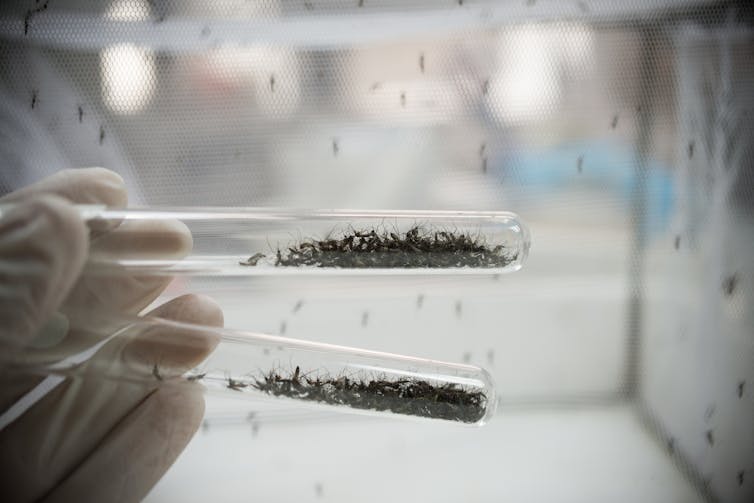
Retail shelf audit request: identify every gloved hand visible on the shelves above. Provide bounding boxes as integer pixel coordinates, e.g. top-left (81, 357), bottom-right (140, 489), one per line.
top-left (0, 168), bottom-right (223, 503)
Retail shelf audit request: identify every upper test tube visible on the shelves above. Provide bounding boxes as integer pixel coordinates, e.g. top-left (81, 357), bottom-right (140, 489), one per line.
top-left (77, 207), bottom-right (530, 276)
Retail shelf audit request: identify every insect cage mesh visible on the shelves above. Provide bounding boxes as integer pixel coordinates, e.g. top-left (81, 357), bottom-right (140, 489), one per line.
top-left (0, 1), bottom-right (752, 502)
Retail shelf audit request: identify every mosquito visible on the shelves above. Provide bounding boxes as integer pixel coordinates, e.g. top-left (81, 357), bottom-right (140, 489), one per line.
top-left (239, 252), bottom-right (266, 266)
top-left (227, 377), bottom-right (248, 391)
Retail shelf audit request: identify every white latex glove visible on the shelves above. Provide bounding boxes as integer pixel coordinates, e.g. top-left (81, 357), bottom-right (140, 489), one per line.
top-left (0, 168), bottom-right (223, 503)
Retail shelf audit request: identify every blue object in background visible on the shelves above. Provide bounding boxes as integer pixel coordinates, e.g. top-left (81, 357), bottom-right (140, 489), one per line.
top-left (497, 141), bottom-right (675, 235)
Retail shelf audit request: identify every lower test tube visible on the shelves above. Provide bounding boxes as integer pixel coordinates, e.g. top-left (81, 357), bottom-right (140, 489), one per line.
top-left (195, 323), bottom-right (496, 425)
top-left (16, 316), bottom-right (496, 426)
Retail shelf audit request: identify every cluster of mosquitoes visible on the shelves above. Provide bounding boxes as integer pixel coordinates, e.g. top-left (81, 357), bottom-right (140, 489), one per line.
top-left (238, 228), bottom-right (502, 414)
top-left (186, 364), bottom-right (488, 424)
top-left (240, 224), bottom-right (517, 270)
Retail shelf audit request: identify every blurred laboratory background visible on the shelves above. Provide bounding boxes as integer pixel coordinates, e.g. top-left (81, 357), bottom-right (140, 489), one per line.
top-left (1, 0), bottom-right (752, 502)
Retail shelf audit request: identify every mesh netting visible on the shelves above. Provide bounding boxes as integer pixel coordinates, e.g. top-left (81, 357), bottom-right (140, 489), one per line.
top-left (1, 2), bottom-right (752, 502)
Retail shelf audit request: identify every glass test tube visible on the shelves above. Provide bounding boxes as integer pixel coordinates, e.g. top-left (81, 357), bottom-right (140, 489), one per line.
top-left (45, 206), bottom-right (529, 276)
top-left (0, 205), bottom-right (514, 425)
top-left (201, 325), bottom-right (495, 425)
top-left (16, 316), bottom-right (497, 426)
